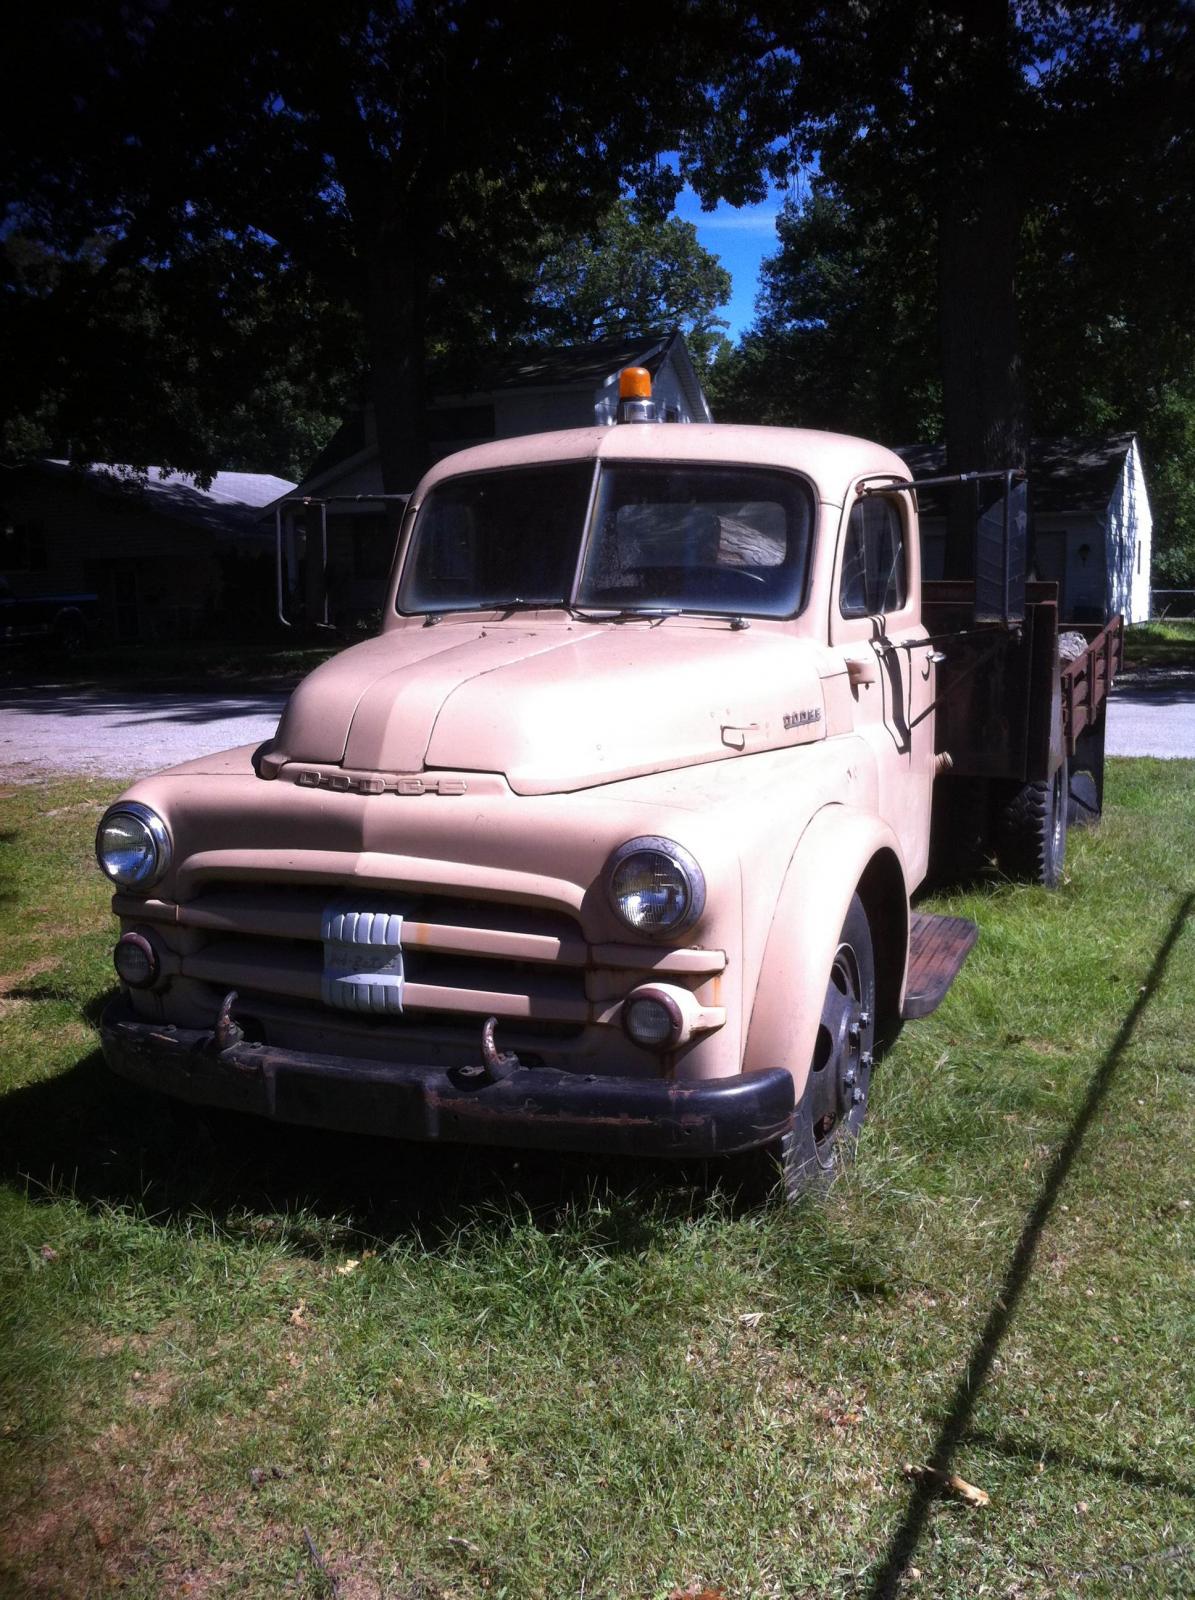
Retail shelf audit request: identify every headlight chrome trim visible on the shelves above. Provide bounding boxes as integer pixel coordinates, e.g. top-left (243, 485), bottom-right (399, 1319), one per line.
top-left (603, 834), bottom-right (706, 940)
top-left (95, 801), bottom-right (172, 891)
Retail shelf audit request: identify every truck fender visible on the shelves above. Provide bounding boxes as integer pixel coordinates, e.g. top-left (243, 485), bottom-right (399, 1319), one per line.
top-left (742, 805), bottom-right (910, 1100)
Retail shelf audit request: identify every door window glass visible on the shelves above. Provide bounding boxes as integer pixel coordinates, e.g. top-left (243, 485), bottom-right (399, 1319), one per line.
top-left (840, 496), bottom-right (907, 617)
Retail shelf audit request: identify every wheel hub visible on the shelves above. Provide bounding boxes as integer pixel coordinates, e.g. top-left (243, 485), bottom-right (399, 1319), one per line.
top-left (811, 944), bottom-right (869, 1142)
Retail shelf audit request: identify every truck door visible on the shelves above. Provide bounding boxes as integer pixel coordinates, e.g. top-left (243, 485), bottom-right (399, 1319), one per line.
top-left (830, 488), bottom-right (935, 887)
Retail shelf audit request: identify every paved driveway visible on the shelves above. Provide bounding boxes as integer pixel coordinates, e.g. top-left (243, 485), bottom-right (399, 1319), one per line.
top-left (1106, 670), bottom-right (1195, 759)
top-left (0, 669), bottom-right (1192, 783)
top-left (0, 687), bottom-right (288, 781)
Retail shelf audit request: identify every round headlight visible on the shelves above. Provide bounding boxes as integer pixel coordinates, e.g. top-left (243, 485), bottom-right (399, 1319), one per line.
top-left (95, 803), bottom-right (171, 890)
top-left (606, 836), bottom-right (705, 937)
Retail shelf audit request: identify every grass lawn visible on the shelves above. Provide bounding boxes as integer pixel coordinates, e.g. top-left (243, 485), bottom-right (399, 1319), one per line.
top-left (0, 764), bottom-right (1192, 1599)
top-left (1123, 618), bottom-right (1195, 670)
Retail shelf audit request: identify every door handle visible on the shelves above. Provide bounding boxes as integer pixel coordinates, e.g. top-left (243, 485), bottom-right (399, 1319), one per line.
top-left (847, 657), bottom-right (879, 687)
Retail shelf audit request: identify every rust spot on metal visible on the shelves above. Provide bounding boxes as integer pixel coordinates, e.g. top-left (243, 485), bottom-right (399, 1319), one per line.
top-left (211, 990), bottom-right (244, 1054)
top-left (480, 1016), bottom-right (520, 1082)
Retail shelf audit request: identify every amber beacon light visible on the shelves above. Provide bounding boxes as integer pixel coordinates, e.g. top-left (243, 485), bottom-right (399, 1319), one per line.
top-left (617, 366), bottom-right (657, 424)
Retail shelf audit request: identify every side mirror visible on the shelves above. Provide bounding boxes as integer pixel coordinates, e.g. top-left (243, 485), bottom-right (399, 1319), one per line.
top-left (974, 473), bottom-right (1027, 625)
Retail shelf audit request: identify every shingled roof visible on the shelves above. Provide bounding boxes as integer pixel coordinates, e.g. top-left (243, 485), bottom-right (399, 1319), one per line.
top-left (38, 459), bottom-right (295, 540)
top-left (301, 331), bottom-right (686, 489)
top-left (896, 435), bottom-right (1138, 517)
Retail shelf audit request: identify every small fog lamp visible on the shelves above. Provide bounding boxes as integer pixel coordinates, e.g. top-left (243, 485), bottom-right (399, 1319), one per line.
top-left (622, 988), bottom-right (683, 1050)
top-left (113, 931), bottom-right (160, 989)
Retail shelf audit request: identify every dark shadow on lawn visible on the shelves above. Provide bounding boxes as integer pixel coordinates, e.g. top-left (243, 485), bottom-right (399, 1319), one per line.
top-left (865, 891), bottom-right (1194, 1600)
top-left (0, 1012), bottom-right (773, 1257)
top-left (964, 1428), bottom-right (1195, 1502)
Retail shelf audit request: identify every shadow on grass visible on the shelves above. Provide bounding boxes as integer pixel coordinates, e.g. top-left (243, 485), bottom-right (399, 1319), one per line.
top-left (0, 1024), bottom-right (778, 1258)
top-left (963, 1428), bottom-right (1195, 1502)
top-left (865, 891), bottom-right (1195, 1600)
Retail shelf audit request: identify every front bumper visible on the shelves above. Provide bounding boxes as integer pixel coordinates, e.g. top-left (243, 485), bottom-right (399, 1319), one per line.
top-left (99, 1002), bottom-right (794, 1158)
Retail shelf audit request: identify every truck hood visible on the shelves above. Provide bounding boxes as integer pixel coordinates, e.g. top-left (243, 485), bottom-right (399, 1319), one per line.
top-left (265, 620), bottom-right (833, 795)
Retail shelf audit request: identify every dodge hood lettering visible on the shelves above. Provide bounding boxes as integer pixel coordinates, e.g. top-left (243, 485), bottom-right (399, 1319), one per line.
top-left (263, 621), bottom-right (832, 795)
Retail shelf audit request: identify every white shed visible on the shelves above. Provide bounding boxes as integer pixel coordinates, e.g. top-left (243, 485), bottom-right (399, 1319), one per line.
top-left (904, 434), bottom-right (1153, 624)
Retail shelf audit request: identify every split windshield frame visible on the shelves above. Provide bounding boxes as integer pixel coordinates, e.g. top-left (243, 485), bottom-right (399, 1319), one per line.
top-left (396, 457), bottom-right (817, 622)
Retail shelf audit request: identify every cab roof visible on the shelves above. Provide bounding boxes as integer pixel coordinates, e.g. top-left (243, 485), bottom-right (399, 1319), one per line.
top-left (413, 423), bottom-right (912, 509)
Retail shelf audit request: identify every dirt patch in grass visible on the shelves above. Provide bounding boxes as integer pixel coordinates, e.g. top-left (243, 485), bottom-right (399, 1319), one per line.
top-left (0, 1443), bottom-right (143, 1596)
top-left (0, 957), bottom-right (60, 994)
top-left (0, 1423), bottom-right (291, 1599)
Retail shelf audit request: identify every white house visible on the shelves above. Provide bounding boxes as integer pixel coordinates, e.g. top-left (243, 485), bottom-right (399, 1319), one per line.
top-left (903, 434), bottom-right (1153, 624)
top-left (271, 330), bottom-right (713, 624)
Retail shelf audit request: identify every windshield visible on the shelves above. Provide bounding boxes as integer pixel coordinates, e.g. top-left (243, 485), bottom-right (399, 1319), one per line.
top-left (396, 459), bottom-right (814, 619)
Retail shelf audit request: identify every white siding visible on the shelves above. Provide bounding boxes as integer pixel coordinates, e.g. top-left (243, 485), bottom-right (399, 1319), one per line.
top-left (1104, 438), bottom-right (1152, 624)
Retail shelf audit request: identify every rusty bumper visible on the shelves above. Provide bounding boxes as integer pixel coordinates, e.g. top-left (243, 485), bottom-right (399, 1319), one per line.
top-left (99, 1003), bottom-right (795, 1158)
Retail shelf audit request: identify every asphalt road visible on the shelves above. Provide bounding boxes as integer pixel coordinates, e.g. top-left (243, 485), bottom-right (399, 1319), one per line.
top-left (1106, 669), bottom-right (1195, 758)
top-left (0, 686), bottom-right (288, 781)
top-left (0, 670), bottom-right (1192, 781)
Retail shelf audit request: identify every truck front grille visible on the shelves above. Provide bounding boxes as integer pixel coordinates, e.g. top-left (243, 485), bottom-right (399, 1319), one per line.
top-left (172, 882), bottom-right (591, 1023)
top-left (114, 880), bottom-right (726, 1037)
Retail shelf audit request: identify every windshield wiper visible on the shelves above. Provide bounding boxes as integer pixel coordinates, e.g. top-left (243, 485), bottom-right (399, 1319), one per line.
top-left (573, 606), bottom-right (684, 624)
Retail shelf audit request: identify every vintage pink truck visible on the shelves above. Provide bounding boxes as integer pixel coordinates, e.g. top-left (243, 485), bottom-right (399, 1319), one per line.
top-left (95, 372), bottom-right (1120, 1196)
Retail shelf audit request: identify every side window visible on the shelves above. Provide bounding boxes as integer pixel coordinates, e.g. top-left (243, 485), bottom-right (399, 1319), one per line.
top-left (839, 495), bottom-right (907, 618)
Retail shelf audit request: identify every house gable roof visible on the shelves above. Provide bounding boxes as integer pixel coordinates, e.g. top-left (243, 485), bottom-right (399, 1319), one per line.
top-left (896, 434), bottom-right (1137, 518)
top-left (298, 330), bottom-right (709, 495)
top-left (476, 330), bottom-right (672, 391)
top-left (32, 460), bottom-right (296, 540)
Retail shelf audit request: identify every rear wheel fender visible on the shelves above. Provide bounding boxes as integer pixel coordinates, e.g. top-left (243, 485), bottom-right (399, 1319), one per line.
top-left (742, 806), bottom-right (909, 1102)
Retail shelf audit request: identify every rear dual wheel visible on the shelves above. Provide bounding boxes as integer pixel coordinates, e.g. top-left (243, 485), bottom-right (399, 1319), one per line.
top-left (995, 758), bottom-right (1068, 888)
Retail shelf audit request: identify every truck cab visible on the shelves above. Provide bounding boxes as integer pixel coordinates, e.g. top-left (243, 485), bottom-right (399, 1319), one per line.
top-left (96, 400), bottom-right (997, 1196)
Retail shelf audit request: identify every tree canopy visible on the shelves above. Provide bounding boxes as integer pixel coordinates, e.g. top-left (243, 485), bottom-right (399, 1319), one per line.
top-left (699, 2), bottom-right (1195, 578)
top-left (5, 2), bottom-right (1194, 578)
top-left (3, 0), bottom-right (749, 489)
top-left (521, 203), bottom-right (731, 370)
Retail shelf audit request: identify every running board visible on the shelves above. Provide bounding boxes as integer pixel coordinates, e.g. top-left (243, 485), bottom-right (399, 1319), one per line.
top-left (902, 913), bottom-right (979, 1020)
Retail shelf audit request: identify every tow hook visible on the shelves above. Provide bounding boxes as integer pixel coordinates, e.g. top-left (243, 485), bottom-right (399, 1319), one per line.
top-left (208, 989), bottom-right (244, 1054)
top-left (479, 1016), bottom-right (520, 1083)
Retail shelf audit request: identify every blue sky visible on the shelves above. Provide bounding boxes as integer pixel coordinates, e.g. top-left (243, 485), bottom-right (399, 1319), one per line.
top-left (671, 182), bottom-right (792, 341)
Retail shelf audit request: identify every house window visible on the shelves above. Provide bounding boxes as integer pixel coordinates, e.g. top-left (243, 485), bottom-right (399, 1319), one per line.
top-left (840, 496), bottom-right (907, 617)
top-left (0, 516), bottom-right (48, 572)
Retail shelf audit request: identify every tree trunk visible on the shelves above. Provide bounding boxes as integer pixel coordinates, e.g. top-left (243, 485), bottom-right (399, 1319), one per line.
top-left (362, 239), bottom-right (429, 495)
top-left (935, 0), bottom-right (1028, 578)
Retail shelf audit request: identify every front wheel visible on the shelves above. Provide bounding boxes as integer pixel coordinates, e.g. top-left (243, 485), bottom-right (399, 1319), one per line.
top-left (770, 894), bottom-right (876, 1201)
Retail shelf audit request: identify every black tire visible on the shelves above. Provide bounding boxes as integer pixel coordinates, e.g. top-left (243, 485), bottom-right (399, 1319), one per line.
top-left (995, 758), bottom-right (1068, 887)
top-left (761, 894), bottom-right (877, 1202)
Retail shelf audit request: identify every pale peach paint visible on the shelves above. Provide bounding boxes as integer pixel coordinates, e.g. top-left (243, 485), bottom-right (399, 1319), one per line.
top-left (105, 423), bottom-right (932, 1106)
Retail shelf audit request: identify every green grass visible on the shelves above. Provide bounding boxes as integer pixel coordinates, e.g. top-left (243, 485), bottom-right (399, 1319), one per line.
top-left (1, 768), bottom-right (1193, 1598)
top-left (1123, 618), bottom-right (1195, 669)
